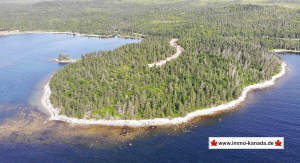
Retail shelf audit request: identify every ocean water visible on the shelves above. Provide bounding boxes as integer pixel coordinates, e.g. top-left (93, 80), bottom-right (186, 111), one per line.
top-left (0, 33), bottom-right (140, 105)
top-left (0, 34), bottom-right (299, 162)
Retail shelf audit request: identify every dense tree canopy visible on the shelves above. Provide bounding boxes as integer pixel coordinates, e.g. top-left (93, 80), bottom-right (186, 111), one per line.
top-left (1, 0), bottom-right (298, 119)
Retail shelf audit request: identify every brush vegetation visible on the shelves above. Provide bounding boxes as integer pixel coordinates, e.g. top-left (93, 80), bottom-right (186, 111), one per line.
top-left (1, 0), bottom-right (299, 119)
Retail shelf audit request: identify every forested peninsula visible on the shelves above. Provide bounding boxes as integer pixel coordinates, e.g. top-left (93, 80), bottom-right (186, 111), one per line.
top-left (1, 0), bottom-right (299, 121)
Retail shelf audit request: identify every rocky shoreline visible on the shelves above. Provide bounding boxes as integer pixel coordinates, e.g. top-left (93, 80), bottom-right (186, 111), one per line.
top-left (41, 62), bottom-right (287, 127)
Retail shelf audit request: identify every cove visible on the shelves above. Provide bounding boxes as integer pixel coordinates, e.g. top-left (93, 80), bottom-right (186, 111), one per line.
top-left (0, 33), bottom-right (299, 162)
top-left (0, 33), bottom-right (140, 106)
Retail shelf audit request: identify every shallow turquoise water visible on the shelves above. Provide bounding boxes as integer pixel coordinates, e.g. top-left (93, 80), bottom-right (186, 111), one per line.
top-left (0, 34), bottom-right (299, 162)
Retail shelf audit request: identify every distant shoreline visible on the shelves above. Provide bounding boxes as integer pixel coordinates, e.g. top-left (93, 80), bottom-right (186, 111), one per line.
top-left (0, 30), bottom-right (144, 39)
top-left (41, 62), bottom-right (287, 127)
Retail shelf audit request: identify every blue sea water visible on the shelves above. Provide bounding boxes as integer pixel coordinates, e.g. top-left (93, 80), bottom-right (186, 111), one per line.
top-left (0, 34), bottom-right (299, 162)
top-left (0, 34), bottom-right (140, 105)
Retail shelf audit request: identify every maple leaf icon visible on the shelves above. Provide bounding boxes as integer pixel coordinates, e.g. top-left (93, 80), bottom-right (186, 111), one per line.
top-left (275, 140), bottom-right (282, 146)
top-left (211, 139), bottom-right (217, 146)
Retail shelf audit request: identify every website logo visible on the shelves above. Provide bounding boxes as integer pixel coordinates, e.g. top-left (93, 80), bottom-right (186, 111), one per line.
top-left (209, 137), bottom-right (284, 149)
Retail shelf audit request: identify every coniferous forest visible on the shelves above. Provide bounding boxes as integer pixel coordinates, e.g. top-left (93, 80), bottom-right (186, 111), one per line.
top-left (1, 0), bottom-right (298, 119)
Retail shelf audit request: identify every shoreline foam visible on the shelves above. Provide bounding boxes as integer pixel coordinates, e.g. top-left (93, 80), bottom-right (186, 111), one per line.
top-left (52, 58), bottom-right (78, 64)
top-left (271, 49), bottom-right (300, 54)
top-left (41, 62), bottom-right (287, 127)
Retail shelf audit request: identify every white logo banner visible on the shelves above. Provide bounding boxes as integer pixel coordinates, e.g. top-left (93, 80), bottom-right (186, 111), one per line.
top-left (209, 137), bottom-right (284, 149)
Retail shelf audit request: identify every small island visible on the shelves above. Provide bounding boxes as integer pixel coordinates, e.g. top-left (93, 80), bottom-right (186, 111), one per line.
top-left (53, 54), bottom-right (77, 64)
top-left (16, 1), bottom-right (295, 127)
